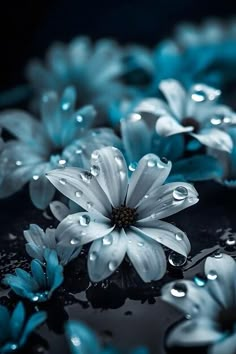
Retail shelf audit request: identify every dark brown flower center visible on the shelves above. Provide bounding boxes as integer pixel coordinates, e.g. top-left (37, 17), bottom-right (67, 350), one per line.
top-left (218, 306), bottom-right (236, 333)
top-left (182, 117), bottom-right (200, 132)
top-left (111, 205), bottom-right (138, 228)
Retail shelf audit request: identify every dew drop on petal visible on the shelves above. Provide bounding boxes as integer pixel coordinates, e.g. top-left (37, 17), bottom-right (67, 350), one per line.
top-left (103, 234), bottom-right (113, 246)
top-left (10, 344), bottom-right (18, 351)
top-left (207, 270), bottom-right (218, 280)
top-left (108, 261), bottom-right (118, 272)
top-left (137, 241), bottom-right (144, 247)
top-left (129, 161), bottom-right (138, 172)
top-left (173, 186), bottom-right (188, 201)
top-left (59, 178), bottom-right (67, 185)
top-left (144, 194), bottom-right (149, 199)
top-left (170, 282), bottom-right (187, 297)
top-left (128, 113), bottom-right (142, 122)
top-left (15, 160), bottom-right (22, 166)
top-left (33, 175), bottom-right (40, 181)
top-left (76, 115), bottom-right (83, 123)
top-left (211, 117), bottom-right (223, 126)
top-left (168, 251), bottom-right (187, 267)
top-left (90, 165), bottom-right (100, 176)
top-left (59, 159), bottom-right (67, 166)
top-left (75, 190), bottom-right (83, 198)
top-left (213, 250), bottom-right (223, 259)
top-left (75, 148), bottom-right (82, 155)
top-left (226, 237), bottom-right (236, 247)
top-left (90, 252), bottom-right (97, 261)
top-left (86, 201), bottom-right (93, 209)
top-left (79, 214), bottom-right (90, 226)
top-left (191, 90), bottom-right (207, 102)
top-left (91, 150), bottom-right (100, 160)
top-left (62, 102), bottom-right (70, 110)
top-left (175, 232), bottom-right (183, 241)
top-left (70, 237), bottom-right (80, 245)
top-left (194, 274), bottom-right (206, 287)
top-left (79, 171), bottom-right (93, 183)
top-left (147, 158), bottom-right (156, 168)
top-left (32, 295), bottom-right (39, 302)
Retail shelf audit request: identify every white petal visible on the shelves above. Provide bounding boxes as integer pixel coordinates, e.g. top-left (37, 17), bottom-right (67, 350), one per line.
top-left (134, 220), bottom-right (190, 256)
top-left (46, 167), bottom-right (112, 217)
top-left (88, 229), bottom-right (127, 282)
top-left (126, 154), bottom-right (172, 208)
top-left (126, 228), bottom-right (167, 282)
top-left (155, 116), bottom-right (194, 136)
top-left (49, 201), bottom-right (70, 221)
top-left (134, 98), bottom-right (170, 117)
top-left (204, 253), bottom-right (236, 307)
top-left (90, 146), bottom-right (128, 207)
top-left (167, 318), bottom-right (222, 348)
top-left (136, 182), bottom-right (199, 220)
top-left (159, 79), bottom-right (187, 119)
top-left (192, 128), bottom-right (233, 152)
top-left (56, 212), bottom-right (114, 246)
top-left (209, 333), bottom-right (236, 354)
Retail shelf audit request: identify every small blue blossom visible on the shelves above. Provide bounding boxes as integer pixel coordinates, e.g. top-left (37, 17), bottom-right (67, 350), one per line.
top-left (65, 320), bottom-right (149, 354)
top-left (0, 86), bottom-right (121, 209)
top-left (0, 302), bottom-right (46, 353)
top-left (3, 249), bottom-right (64, 302)
top-left (161, 253), bottom-right (236, 354)
top-left (24, 224), bottom-right (82, 266)
top-left (46, 146), bottom-right (199, 283)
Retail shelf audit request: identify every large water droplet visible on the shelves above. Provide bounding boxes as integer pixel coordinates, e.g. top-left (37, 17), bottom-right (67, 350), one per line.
top-left (170, 282), bottom-right (187, 297)
top-left (33, 175), bottom-right (40, 181)
top-left (103, 234), bottom-right (113, 246)
top-left (58, 159), bottom-right (67, 166)
top-left (173, 186), bottom-right (188, 201)
top-left (75, 190), bottom-right (83, 198)
top-left (147, 158), bottom-right (156, 168)
top-left (59, 178), bottom-right (67, 185)
top-left (91, 165), bottom-right (100, 177)
top-left (168, 251), bottom-right (187, 267)
top-left (89, 251), bottom-right (97, 261)
top-left (79, 214), bottom-right (90, 226)
top-left (108, 261), bottom-right (118, 272)
top-left (207, 270), bottom-right (218, 280)
top-left (226, 237), bottom-right (236, 247)
top-left (129, 161), bottom-right (138, 172)
top-left (213, 250), bottom-right (222, 259)
top-left (79, 171), bottom-right (93, 183)
top-left (175, 232), bottom-right (183, 241)
top-left (191, 89), bottom-right (207, 102)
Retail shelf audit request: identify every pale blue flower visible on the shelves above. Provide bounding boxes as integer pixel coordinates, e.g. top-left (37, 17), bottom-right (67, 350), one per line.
top-left (139, 80), bottom-right (234, 152)
top-left (46, 146), bottom-right (198, 283)
top-left (24, 224), bottom-right (81, 266)
top-left (65, 320), bottom-right (149, 354)
top-left (26, 37), bottom-right (131, 116)
top-left (0, 86), bottom-right (121, 209)
top-left (3, 249), bottom-right (63, 302)
top-left (0, 302), bottom-right (46, 353)
top-left (161, 253), bottom-right (236, 354)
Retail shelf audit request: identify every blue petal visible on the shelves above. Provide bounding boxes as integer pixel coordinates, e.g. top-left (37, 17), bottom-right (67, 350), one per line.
top-left (0, 306), bottom-right (10, 344)
top-left (29, 172), bottom-right (56, 210)
top-left (152, 134), bottom-right (185, 161)
top-left (10, 302), bottom-right (25, 340)
top-left (65, 321), bottom-right (101, 354)
top-left (20, 311), bottom-right (47, 347)
top-left (31, 260), bottom-right (46, 289)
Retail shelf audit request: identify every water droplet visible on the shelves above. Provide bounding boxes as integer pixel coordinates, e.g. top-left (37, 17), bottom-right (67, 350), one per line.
top-left (86, 201), bottom-right (93, 209)
top-left (70, 237), bottom-right (81, 245)
top-left (33, 175), bottom-right (40, 181)
top-left (129, 161), bottom-right (138, 172)
top-left (173, 186), bottom-right (188, 201)
top-left (15, 160), bottom-right (22, 166)
top-left (90, 165), bottom-right (100, 177)
top-left (59, 178), bottom-right (67, 185)
top-left (194, 274), bottom-right (206, 287)
top-left (108, 261), bottom-right (118, 272)
top-left (58, 159), bottom-right (67, 166)
top-left (175, 232), bottom-right (183, 241)
top-left (10, 344), bottom-right (18, 351)
top-left (33, 295), bottom-right (39, 302)
top-left (76, 115), bottom-right (83, 123)
top-left (90, 251), bottom-right (97, 261)
top-left (62, 102), bottom-right (70, 110)
top-left (128, 113), bottom-right (142, 121)
top-left (211, 117), bottom-right (222, 126)
top-left (79, 171), bottom-right (93, 183)
top-left (226, 237), bottom-right (236, 247)
top-left (71, 336), bottom-right (81, 347)
top-left (191, 89), bottom-right (207, 102)
top-left (75, 190), bottom-right (83, 198)
top-left (103, 234), bottom-right (113, 246)
top-left (79, 214), bottom-right (90, 226)
top-left (213, 250), bottom-right (222, 259)
top-left (168, 251), bottom-right (187, 267)
top-left (91, 150), bottom-right (100, 160)
top-left (147, 158), bottom-right (156, 168)
top-left (137, 241), bottom-right (144, 247)
top-left (207, 270), bottom-right (218, 280)
top-left (170, 282), bottom-right (187, 297)
top-left (157, 159), bottom-right (168, 169)
top-left (75, 148), bottom-right (82, 155)
top-left (144, 194), bottom-right (149, 199)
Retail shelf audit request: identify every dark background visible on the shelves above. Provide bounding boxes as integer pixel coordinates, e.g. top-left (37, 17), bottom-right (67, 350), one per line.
top-left (0, 0), bottom-right (236, 90)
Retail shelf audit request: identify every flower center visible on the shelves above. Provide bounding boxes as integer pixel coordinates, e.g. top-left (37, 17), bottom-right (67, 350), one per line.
top-left (218, 306), bottom-right (236, 333)
top-left (111, 205), bottom-right (137, 229)
top-left (182, 117), bottom-right (200, 132)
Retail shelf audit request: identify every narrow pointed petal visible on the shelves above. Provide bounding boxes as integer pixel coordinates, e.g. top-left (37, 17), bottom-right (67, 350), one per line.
top-left (31, 260), bottom-right (46, 289)
top-left (29, 173), bottom-right (56, 210)
top-left (90, 146), bottom-right (128, 207)
top-left (10, 302), bottom-right (25, 340)
top-left (46, 167), bottom-right (112, 217)
top-left (134, 220), bottom-right (190, 256)
top-left (56, 212), bottom-right (114, 247)
top-left (159, 79), bottom-right (187, 119)
top-left (192, 128), bottom-right (233, 152)
top-left (126, 228), bottom-right (167, 282)
top-left (20, 311), bottom-right (47, 346)
top-left (88, 229), bottom-right (127, 282)
top-left (126, 154), bottom-right (171, 208)
top-left (156, 116), bottom-right (194, 136)
top-left (50, 201), bottom-right (70, 221)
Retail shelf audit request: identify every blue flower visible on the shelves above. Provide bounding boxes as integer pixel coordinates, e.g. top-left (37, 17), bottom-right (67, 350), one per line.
top-left (0, 86), bottom-right (121, 209)
top-left (46, 146), bottom-right (198, 283)
top-left (65, 320), bottom-right (149, 354)
top-left (0, 302), bottom-right (46, 353)
top-left (161, 253), bottom-right (236, 354)
top-left (24, 224), bottom-right (82, 266)
top-left (26, 37), bottom-right (131, 117)
top-left (3, 249), bottom-right (64, 302)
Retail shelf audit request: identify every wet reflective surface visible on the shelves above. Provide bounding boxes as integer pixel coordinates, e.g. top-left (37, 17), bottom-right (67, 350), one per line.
top-left (0, 181), bottom-right (236, 354)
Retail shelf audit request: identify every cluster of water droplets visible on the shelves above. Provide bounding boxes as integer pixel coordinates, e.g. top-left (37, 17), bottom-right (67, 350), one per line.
top-left (191, 85), bottom-right (221, 103)
top-left (32, 290), bottom-right (49, 302)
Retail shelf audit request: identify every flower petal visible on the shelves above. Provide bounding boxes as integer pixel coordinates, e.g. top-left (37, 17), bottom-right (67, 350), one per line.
top-left (156, 116), bottom-right (194, 137)
top-left (134, 97), bottom-right (170, 118)
top-left (134, 220), bottom-right (190, 256)
top-left (50, 201), bottom-right (70, 221)
top-left (56, 212), bottom-right (114, 247)
top-left (46, 167), bottom-right (112, 217)
top-left (209, 333), bottom-right (236, 354)
top-left (20, 311), bottom-right (47, 347)
top-left (10, 302), bottom-right (25, 340)
top-left (88, 229), bottom-right (127, 282)
top-left (126, 228), bottom-right (166, 282)
top-left (159, 79), bottom-right (187, 119)
top-left (126, 154), bottom-right (172, 208)
top-left (192, 128), bottom-right (233, 152)
top-left (29, 173), bottom-right (56, 210)
top-left (90, 146), bottom-right (128, 207)
top-left (136, 182), bottom-right (198, 220)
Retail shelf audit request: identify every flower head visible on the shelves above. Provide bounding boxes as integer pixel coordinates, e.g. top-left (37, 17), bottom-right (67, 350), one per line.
top-left (24, 224), bottom-right (81, 266)
top-left (139, 80), bottom-right (234, 152)
top-left (46, 146), bottom-right (198, 283)
top-left (0, 86), bottom-right (121, 209)
top-left (0, 302), bottom-right (46, 353)
top-left (161, 253), bottom-right (236, 354)
top-left (3, 249), bottom-right (63, 302)
top-left (65, 320), bottom-right (149, 354)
